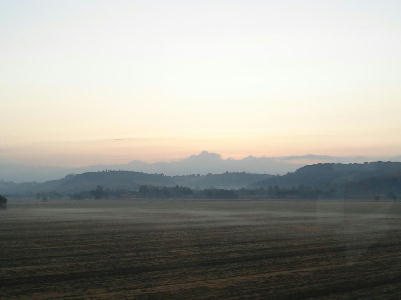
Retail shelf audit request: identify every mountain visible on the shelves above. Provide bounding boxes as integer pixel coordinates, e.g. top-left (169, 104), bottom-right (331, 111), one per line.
top-left (2, 151), bottom-right (401, 183)
top-left (74, 151), bottom-right (301, 177)
top-left (252, 161), bottom-right (401, 189)
top-left (0, 151), bottom-right (299, 182)
top-left (0, 171), bottom-right (273, 196)
top-left (0, 163), bottom-right (74, 182)
top-left (341, 174), bottom-right (401, 197)
top-left (2, 162), bottom-right (401, 199)
top-left (38, 171), bottom-right (177, 194)
top-left (173, 172), bottom-right (273, 189)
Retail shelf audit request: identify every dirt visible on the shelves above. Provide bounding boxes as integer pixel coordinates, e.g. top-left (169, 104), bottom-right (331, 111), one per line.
top-left (1, 199), bottom-right (401, 299)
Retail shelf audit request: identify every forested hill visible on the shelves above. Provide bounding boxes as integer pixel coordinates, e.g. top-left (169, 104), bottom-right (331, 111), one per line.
top-left (174, 173), bottom-right (273, 189)
top-left (0, 171), bottom-right (173, 196)
top-left (252, 162), bottom-right (401, 189)
top-left (2, 162), bottom-right (401, 199)
top-left (0, 171), bottom-right (273, 196)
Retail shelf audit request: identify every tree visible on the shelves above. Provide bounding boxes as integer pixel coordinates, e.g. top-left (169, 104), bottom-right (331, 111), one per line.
top-left (0, 194), bottom-right (7, 208)
top-left (92, 185), bottom-right (106, 199)
top-left (138, 185), bottom-right (149, 195)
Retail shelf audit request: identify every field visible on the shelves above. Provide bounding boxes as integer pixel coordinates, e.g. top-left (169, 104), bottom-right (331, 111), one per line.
top-left (1, 199), bottom-right (401, 299)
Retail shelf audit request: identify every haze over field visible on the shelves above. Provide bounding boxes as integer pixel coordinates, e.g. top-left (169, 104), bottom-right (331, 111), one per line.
top-left (1, 0), bottom-right (401, 168)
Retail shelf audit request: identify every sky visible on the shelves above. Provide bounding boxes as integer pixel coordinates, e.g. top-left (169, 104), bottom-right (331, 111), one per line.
top-left (1, 0), bottom-right (401, 166)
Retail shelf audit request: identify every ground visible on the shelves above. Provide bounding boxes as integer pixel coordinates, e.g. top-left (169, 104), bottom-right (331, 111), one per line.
top-left (1, 199), bottom-right (401, 299)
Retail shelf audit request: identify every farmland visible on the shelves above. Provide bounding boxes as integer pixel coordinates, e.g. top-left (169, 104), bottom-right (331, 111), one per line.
top-left (1, 199), bottom-right (401, 299)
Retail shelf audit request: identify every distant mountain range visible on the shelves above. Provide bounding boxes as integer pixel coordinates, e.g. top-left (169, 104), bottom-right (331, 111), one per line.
top-left (1, 161), bottom-right (401, 199)
top-left (1, 151), bottom-right (401, 182)
top-left (252, 161), bottom-right (401, 189)
top-left (250, 161), bottom-right (401, 199)
top-left (0, 171), bottom-right (273, 196)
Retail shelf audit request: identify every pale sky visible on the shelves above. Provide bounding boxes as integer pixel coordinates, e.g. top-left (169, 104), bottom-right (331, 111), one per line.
top-left (1, 0), bottom-right (401, 166)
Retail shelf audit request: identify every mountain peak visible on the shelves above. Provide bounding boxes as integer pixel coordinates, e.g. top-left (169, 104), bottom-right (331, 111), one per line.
top-left (189, 151), bottom-right (222, 160)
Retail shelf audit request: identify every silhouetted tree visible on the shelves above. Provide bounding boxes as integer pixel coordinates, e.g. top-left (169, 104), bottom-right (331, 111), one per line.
top-left (92, 185), bottom-right (106, 199)
top-left (0, 194), bottom-right (8, 208)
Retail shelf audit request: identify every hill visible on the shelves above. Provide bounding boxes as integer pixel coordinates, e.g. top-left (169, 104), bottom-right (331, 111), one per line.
top-left (3, 151), bottom-right (401, 183)
top-left (0, 171), bottom-right (273, 197)
top-left (173, 172), bottom-right (273, 189)
top-left (2, 162), bottom-right (401, 200)
top-left (252, 162), bottom-right (401, 189)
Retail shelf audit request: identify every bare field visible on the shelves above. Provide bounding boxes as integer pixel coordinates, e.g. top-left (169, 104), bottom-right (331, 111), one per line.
top-left (1, 199), bottom-right (401, 299)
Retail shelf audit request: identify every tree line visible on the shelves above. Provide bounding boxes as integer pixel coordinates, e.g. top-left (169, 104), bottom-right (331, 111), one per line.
top-left (64, 184), bottom-right (400, 201)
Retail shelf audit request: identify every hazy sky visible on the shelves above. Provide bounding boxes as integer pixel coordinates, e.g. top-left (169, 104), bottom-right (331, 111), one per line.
top-left (1, 0), bottom-right (401, 166)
